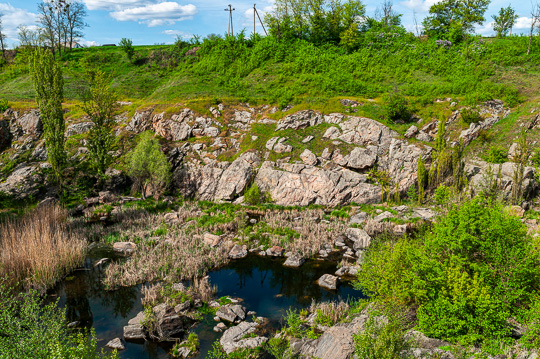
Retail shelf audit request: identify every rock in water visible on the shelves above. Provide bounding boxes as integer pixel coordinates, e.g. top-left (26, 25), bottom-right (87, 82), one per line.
top-left (283, 254), bottom-right (306, 268)
top-left (317, 274), bottom-right (339, 290)
top-left (123, 312), bottom-right (145, 340)
top-left (220, 321), bottom-right (268, 354)
top-left (105, 338), bottom-right (125, 350)
top-left (229, 245), bottom-right (248, 259)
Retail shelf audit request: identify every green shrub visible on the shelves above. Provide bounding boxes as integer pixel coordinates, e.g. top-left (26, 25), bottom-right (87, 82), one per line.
top-left (357, 195), bottom-right (540, 344)
top-left (353, 305), bottom-right (412, 359)
top-left (0, 98), bottom-right (8, 112)
top-left (244, 182), bottom-right (271, 205)
top-left (382, 93), bottom-right (411, 123)
top-left (0, 282), bottom-right (118, 359)
top-left (126, 131), bottom-right (172, 199)
top-left (460, 108), bottom-right (482, 125)
top-left (483, 146), bottom-right (508, 164)
top-left (434, 184), bottom-right (450, 206)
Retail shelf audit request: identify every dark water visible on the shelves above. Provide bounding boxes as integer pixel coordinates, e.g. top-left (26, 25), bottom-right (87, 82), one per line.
top-left (49, 245), bottom-right (364, 359)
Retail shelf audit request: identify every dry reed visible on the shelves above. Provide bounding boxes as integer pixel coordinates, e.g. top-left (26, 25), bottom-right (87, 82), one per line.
top-left (0, 205), bottom-right (86, 290)
top-left (310, 299), bottom-right (351, 325)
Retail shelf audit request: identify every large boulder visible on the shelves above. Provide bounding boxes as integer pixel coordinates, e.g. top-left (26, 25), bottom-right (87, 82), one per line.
top-left (276, 110), bottom-right (323, 131)
top-left (216, 304), bottom-right (247, 323)
top-left (65, 122), bottom-right (93, 137)
top-left (342, 147), bottom-right (377, 170)
top-left (220, 321), bottom-right (267, 354)
top-left (151, 303), bottom-right (188, 341)
top-left (153, 109), bottom-right (193, 141)
top-left (126, 108), bottom-right (154, 133)
top-left (0, 166), bottom-right (43, 200)
top-left (123, 311), bottom-right (146, 341)
top-left (337, 116), bottom-right (397, 148)
top-left (317, 274), bottom-right (339, 290)
top-left (16, 110), bottom-right (42, 138)
top-left (345, 228), bottom-right (371, 250)
top-left (255, 162), bottom-right (381, 207)
top-left (214, 152), bottom-right (260, 201)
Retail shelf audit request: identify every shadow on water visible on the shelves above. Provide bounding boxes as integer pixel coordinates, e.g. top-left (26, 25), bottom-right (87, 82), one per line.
top-left (49, 246), bottom-right (366, 359)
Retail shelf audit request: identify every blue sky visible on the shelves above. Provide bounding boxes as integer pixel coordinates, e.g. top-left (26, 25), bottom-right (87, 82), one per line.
top-left (0, 0), bottom-right (536, 48)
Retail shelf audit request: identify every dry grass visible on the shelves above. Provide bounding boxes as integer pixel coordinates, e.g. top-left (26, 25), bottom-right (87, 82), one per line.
top-left (103, 204), bottom-right (233, 289)
top-left (0, 205), bottom-right (86, 290)
top-left (310, 299), bottom-right (351, 325)
top-left (255, 209), bottom-right (347, 256)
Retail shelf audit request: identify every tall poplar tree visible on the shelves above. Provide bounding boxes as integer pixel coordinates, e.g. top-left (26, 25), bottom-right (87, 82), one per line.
top-left (30, 48), bottom-right (66, 185)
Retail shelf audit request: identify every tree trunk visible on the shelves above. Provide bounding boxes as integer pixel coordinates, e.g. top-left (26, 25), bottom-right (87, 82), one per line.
top-left (528, 21), bottom-right (535, 55)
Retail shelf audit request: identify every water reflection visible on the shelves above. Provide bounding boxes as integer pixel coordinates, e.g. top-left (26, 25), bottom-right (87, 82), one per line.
top-left (49, 247), bottom-right (365, 359)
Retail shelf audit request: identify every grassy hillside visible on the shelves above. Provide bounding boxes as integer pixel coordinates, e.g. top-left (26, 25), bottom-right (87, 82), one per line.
top-left (1, 34), bottom-right (539, 107)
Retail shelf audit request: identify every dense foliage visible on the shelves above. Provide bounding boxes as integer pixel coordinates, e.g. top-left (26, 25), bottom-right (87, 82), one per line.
top-left (0, 282), bottom-right (117, 359)
top-left (357, 195), bottom-right (540, 344)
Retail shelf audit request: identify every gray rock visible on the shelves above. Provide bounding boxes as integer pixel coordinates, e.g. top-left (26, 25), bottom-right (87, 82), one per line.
top-left (203, 232), bottom-right (222, 247)
top-left (65, 122), bottom-right (93, 137)
top-left (266, 246), bottom-right (284, 257)
top-left (255, 162), bottom-right (381, 207)
top-left (321, 148), bottom-right (333, 160)
top-left (0, 166), bottom-right (42, 200)
top-left (323, 126), bottom-right (341, 140)
top-left (214, 152), bottom-right (260, 201)
top-left (317, 274), bottom-right (339, 290)
top-left (216, 304), bottom-right (246, 323)
top-left (415, 131), bottom-right (432, 142)
top-left (404, 125), bottom-right (418, 139)
top-left (349, 212), bottom-right (367, 225)
top-left (112, 242), bottom-right (136, 256)
top-left (344, 147), bottom-right (377, 170)
top-left (17, 110), bottom-right (42, 137)
top-left (220, 321), bottom-right (266, 354)
top-left (373, 211), bottom-right (394, 222)
top-left (152, 303), bottom-right (186, 341)
top-left (265, 137), bottom-right (279, 151)
top-left (123, 311), bottom-right (145, 340)
top-left (153, 109), bottom-right (193, 141)
top-left (229, 245), bottom-right (248, 259)
top-left (105, 338), bottom-right (125, 350)
top-left (174, 301), bottom-right (191, 313)
top-left (345, 228), bottom-right (371, 250)
top-left (234, 110), bottom-right (252, 123)
top-left (126, 108), bottom-right (154, 133)
top-left (283, 254), bottom-right (306, 268)
top-left (300, 149), bottom-right (318, 166)
top-left (302, 135), bottom-right (315, 143)
top-left (174, 347), bottom-right (192, 358)
top-left (204, 126), bottom-right (220, 137)
top-left (276, 110), bottom-right (322, 131)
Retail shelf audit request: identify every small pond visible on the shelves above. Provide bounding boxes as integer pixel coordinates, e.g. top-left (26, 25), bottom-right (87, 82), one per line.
top-left (49, 246), bottom-right (365, 358)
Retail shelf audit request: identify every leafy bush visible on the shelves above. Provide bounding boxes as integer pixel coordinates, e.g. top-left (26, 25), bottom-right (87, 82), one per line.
top-left (0, 98), bottom-right (8, 112)
top-left (357, 195), bottom-right (540, 344)
top-left (483, 146), bottom-right (508, 164)
top-left (460, 108), bottom-right (482, 125)
top-left (0, 282), bottom-right (118, 359)
top-left (434, 184), bottom-right (450, 206)
top-left (354, 305), bottom-right (412, 359)
top-left (382, 93), bottom-right (411, 123)
top-left (126, 131), bottom-right (171, 199)
top-left (244, 182), bottom-right (271, 205)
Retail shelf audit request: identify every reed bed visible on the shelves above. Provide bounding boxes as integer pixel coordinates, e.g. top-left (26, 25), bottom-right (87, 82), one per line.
top-left (0, 205), bottom-right (86, 290)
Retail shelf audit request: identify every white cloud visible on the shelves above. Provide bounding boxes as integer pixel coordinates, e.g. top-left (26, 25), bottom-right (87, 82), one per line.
top-left (0, 3), bottom-right (38, 46)
top-left (79, 39), bottom-right (100, 47)
top-left (400, 0), bottom-right (441, 13)
top-left (84, 0), bottom-right (153, 11)
top-left (514, 16), bottom-right (533, 30)
top-left (110, 2), bottom-right (197, 27)
top-left (162, 29), bottom-right (191, 39)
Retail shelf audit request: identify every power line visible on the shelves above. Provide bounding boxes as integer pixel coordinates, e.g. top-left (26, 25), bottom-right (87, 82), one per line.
top-left (224, 4), bottom-right (235, 36)
top-left (253, 4), bottom-right (268, 36)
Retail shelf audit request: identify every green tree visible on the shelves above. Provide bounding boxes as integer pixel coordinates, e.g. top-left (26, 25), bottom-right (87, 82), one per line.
top-left (126, 131), bottom-right (171, 199)
top-left (119, 37), bottom-right (135, 62)
top-left (29, 47), bottom-right (66, 185)
top-left (423, 0), bottom-right (491, 47)
top-left (81, 70), bottom-right (118, 175)
top-left (492, 5), bottom-right (518, 38)
top-left (266, 0), bottom-right (365, 45)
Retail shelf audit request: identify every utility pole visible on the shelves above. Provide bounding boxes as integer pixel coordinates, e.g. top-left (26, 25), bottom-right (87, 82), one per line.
top-left (225, 4), bottom-right (235, 37)
top-left (253, 4), bottom-right (268, 36)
